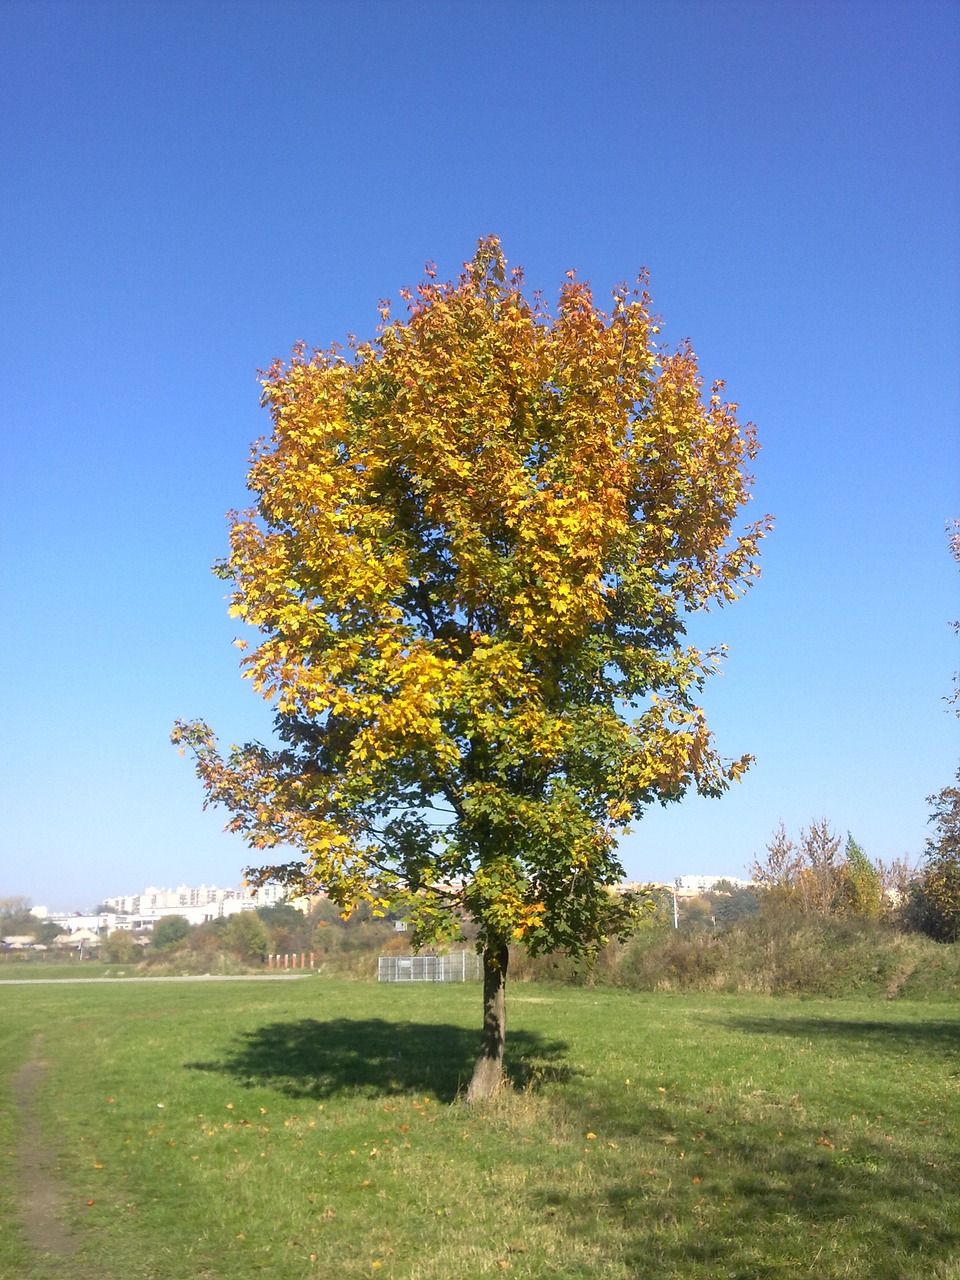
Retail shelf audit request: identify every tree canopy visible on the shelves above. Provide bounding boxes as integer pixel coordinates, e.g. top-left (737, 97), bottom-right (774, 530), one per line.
top-left (151, 914), bottom-right (191, 951)
top-left (910, 770), bottom-right (960, 942)
top-left (174, 238), bottom-right (770, 1096)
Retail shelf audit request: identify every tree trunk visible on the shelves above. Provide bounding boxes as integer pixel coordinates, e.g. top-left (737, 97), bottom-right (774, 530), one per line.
top-left (465, 940), bottom-right (509, 1102)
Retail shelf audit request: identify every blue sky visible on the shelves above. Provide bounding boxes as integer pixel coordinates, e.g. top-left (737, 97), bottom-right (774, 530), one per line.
top-left (2, 0), bottom-right (957, 911)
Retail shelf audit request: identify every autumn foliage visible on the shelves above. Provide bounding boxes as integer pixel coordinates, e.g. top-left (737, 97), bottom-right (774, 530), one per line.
top-left (908, 770), bottom-right (960, 942)
top-left (174, 238), bottom-right (769, 1094)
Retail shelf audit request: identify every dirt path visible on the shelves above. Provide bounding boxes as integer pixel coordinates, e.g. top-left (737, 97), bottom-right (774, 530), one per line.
top-left (0, 972), bottom-right (310, 985)
top-left (11, 1036), bottom-right (77, 1259)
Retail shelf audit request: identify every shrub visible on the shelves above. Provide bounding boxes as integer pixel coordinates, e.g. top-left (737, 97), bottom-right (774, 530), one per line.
top-left (222, 911), bottom-right (270, 962)
top-left (103, 929), bottom-right (137, 964)
top-left (150, 915), bottom-right (191, 951)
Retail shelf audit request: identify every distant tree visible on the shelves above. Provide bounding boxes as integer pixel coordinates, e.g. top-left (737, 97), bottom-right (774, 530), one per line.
top-left (174, 238), bottom-right (770, 1100)
top-left (875, 855), bottom-right (915, 911)
top-left (257, 902), bottom-right (316, 955)
top-left (910, 770), bottom-right (960, 942)
top-left (151, 915), bottom-right (191, 951)
top-left (833, 835), bottom-right (883, 920)
top-left (309, 898), bottom-right (344, 928)
top-left (753, 818), bottom-right (844, 916)
top-left (188, 917), bottom-right (228, 953)
top-left (678, 895), bottom-right (714, 929)
top-left (751, 822), bottom-right (802, 906)
top-left (711, 886), bottom-right (760, 927)
top-left (34, 920), bottom-right (66, 946)
top-left (795, 818), bottom-right (842, 915)
top-left (0, 896), bottom-right (32, 918)
top-left (103, 929), bottom-right (137, 963)
top-left (256, 902), bottom-right (305, 931)
top-left (0, 909), bottom-right (41, 936)
top-left (223, 911), bottom-right (270, 963)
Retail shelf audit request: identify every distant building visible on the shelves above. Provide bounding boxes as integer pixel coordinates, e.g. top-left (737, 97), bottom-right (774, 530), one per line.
top-left (37, 880), bottom-right (311, 936)
top-left (674, 875), bottom-right (754, 897)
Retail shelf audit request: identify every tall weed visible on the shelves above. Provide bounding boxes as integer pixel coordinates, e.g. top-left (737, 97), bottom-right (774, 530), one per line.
top-left (516, 916), bottom-right (960, 999)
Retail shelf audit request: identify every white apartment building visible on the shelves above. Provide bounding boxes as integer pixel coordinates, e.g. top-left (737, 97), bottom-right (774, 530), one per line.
top-left (38, 881), bottom-right (303, 935)
top-left (674, 874), bottom-right (754, 897)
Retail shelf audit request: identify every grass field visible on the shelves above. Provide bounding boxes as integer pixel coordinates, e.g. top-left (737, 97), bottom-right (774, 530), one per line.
top-left (2, 975), bottom-right (959, 1279)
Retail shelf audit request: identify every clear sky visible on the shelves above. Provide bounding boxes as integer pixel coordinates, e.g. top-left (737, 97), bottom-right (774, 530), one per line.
top-left (2, 0), bottom-right (957, 911)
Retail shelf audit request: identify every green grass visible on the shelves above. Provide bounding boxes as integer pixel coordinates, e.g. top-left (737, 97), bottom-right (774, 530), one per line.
top-left (2, 977), bottom-right (959, 1278)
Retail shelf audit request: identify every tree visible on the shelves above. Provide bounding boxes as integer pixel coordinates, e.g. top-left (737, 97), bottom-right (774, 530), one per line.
top-left (174, 238), bottom-right (770, 1099)
top-left (0, 896), bottom-right (32, 918)
top-left (151, 915), bottom-right (190, 951)
top-left (259, 902), bottom-right (319, 956)
top-left (711, 886), bottom-right (760, 928)
top-left (753, 818), bottom-right (842, 916)
top-left (752, 822), bottom-right (802, 907)
top-left (103, 928), bottom-right (137, 963)
top-left (0, 908), bottom-right (43, 936)
top-left (0, 903), bottom-right (64, 943)
top-left (223, 911), bottom-right (270, 963)
top-left (757, 821), bottom-right (899, 923)
top-left (34, 920), bottom-right (66, 946)
top-left (910, 769), bottom-right (960, 942)
top-left (833, 834), bottom-right (883, 920)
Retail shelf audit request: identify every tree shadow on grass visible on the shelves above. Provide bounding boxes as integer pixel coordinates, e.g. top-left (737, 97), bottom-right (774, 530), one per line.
top-left (530, 1087), bottom-right (960, 1278)
top-left (526, 1010), bottom-right (960, 1277)
top-left (718, 1013), bottom-right (960, 1060)
top-left (186, 1018), bottom-right (572, 1104)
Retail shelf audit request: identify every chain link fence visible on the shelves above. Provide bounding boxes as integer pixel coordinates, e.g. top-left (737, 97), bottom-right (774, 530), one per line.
top-left (377, 952), bottom-right (482, 982)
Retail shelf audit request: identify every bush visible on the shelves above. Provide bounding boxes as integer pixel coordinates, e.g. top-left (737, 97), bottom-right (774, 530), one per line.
top-left (151, 915), bottom-right (191, 951)
top-left (103, 929), bottom-right (137, 964)
top-left (222, 911), bottom-right (270, 962)
top-left (144, 949), bottom-right (249, 977)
